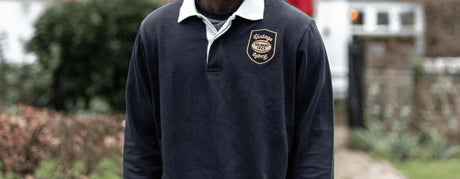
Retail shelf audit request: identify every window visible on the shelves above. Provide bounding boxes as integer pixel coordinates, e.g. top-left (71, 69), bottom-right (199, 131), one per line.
top-left (377, 12), bottom-right (389, 25)
top-left (400, 12), bottom-right (415, 25)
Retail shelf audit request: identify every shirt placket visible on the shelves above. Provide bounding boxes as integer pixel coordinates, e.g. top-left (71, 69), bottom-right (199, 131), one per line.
top-left (197, 14), bottom-right (236, 69)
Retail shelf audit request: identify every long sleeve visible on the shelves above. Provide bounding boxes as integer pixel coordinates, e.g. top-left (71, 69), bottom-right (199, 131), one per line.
top-left (123, 30), bottom-right (162, 178)
top-left (289, 21), bottom-right (334, 179)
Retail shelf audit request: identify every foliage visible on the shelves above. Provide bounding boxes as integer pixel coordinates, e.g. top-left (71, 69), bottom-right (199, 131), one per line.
top-left (347, 121), bottom-right (420, 160)
top-left (347, 120), bottom-right (460, 161)
top-left (392, 159), bottom-right (460, 179)
top-left (347, 127), bottom-right (379, 153)
top-left (33, 156), bottom-right (122, 179)
top-left (0, 62), bottom-right (52, 108)
top-left (26, 0), bottom-right (161, 112)
top-left (0, 172), bottom-right (21, 179)
top-left (88, 156), bottom-right (123, 179)
top-left (0, 106), bottom-right (61, 174)
top-left (411, 56), bottom-right (425, 79)
top-left (0, 105), bottom-right (125, 177)
top-left (33, 160), bottom-right (66, 179)
top-left (421, 130), bottom-right (460, 160)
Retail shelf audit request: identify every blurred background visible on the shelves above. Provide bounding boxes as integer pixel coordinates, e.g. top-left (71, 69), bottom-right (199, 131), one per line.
top-left (0, 0), bottom-right (459, 178)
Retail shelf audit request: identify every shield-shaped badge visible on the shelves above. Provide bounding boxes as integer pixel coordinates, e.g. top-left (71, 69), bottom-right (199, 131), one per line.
top-left (246, 29), bottom-right (278, 64)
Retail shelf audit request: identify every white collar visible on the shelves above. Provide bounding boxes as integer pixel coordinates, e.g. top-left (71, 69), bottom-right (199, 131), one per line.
top-left (177, 0), bottom-right (264, 23)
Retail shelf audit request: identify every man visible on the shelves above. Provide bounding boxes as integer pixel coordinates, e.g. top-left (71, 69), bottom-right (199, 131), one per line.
top-left (123, 0), bottom-right (334, 178)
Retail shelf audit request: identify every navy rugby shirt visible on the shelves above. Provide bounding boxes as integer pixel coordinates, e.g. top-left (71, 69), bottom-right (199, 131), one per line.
top-left (123, 0), bottom-right (334, 178)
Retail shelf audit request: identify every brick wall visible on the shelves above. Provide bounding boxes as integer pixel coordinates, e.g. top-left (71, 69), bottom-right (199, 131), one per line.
top-left (413, 58), bottom-right (460, 141)
top-left (361, 37), bottom-right (416, 130)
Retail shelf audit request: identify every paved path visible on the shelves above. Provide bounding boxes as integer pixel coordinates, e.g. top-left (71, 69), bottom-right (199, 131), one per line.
top-left (334, 126), bottom-right (408, 179)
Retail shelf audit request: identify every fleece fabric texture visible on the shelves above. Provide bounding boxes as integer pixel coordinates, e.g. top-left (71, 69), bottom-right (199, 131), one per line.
top-left (123, 0), bottom-right (334, 178)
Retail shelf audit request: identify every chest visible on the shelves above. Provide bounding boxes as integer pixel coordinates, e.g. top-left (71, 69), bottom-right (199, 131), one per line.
top-left (155, 19), bottom-right (290, 78)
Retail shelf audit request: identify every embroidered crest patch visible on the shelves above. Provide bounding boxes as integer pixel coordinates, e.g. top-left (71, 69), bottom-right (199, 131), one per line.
top-left (246, 29), bottom-right (278, 64)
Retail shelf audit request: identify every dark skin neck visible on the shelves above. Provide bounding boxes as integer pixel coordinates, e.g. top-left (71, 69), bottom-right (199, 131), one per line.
top-left (198, 0), bottom-right (243, 13)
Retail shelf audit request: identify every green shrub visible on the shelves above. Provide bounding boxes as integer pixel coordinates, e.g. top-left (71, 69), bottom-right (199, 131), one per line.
top-left (347, 129), bottom-right (375, 152)
top-left (0, 172), bottom-right (22, 179)
top-left (0, 62), bottom-right (52, 108)
top-left (347, 125), bottom-right (420, 160)
top-left (33, 156), bottom-right (122, 179)
top-left (386, 132), bottom-right (420, 160)
top-left (346, 120), bottom-right (460, 161)
top-left (422, 130), bottom-right (460, 160)
top-left (347, 120), bottom-right (387, 153)
top-left (34, 160), bottom-right (65, 179)
top-left (88, 155), bottom-right (123, 179)
top-left (23, 0), bottom-right (161, 112)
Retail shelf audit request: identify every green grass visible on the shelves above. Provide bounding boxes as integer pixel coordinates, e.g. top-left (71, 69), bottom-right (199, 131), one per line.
top-left (392, 159), bottom-right (460, 179)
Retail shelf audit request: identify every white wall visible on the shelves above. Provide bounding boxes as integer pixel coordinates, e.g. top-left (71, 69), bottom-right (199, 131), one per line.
top-left (315, 0), bottom-right (351, 99)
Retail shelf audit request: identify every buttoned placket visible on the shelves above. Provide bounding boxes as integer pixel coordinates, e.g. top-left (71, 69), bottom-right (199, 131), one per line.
top-left (196, 14), bottom-right (237, 66)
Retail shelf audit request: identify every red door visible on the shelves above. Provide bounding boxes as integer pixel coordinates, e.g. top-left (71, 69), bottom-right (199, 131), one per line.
top-left (287, 0), bottom-right (314, 17)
